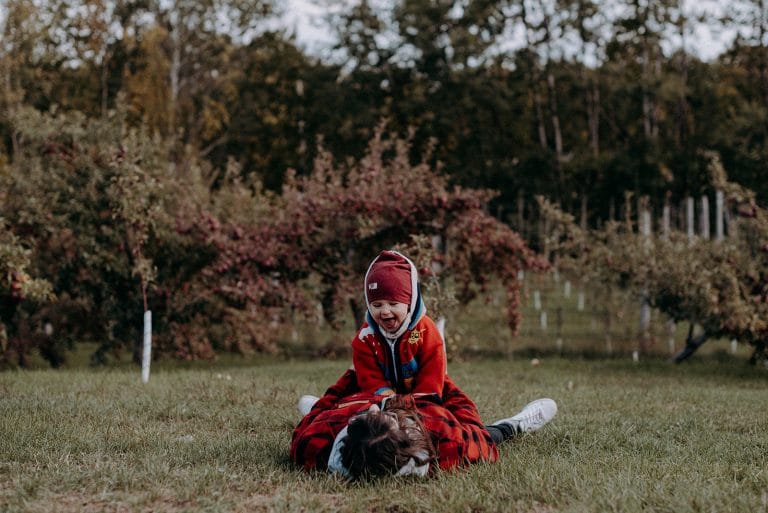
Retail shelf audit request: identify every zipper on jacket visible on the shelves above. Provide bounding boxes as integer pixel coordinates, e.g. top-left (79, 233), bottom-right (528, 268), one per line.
top-left (386, 339), bottom-right (399, 388)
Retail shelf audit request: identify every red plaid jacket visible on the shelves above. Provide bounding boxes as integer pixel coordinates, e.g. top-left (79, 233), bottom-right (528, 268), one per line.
top-left (290, 369), bottom-right (498, 472)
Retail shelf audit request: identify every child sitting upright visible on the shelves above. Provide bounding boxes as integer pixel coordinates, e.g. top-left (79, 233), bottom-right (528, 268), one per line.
top-left (353, 250), bottom-right (446, 398)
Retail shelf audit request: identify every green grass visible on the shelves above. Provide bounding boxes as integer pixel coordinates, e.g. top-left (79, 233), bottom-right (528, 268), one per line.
top-left (1, 357), bottom-right (767, 512)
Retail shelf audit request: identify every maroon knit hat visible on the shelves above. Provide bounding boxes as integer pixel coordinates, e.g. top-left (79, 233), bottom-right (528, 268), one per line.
top-left (365, 251), bottom-right (413, 305)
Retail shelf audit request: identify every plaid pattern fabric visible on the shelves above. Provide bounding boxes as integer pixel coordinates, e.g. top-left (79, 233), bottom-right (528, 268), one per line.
top-left (290, 370), bottom-right (376, 471)
top-left (290, 370), bottom-right (498, 472)
top-left (419, 375), bottom-right (499, 470)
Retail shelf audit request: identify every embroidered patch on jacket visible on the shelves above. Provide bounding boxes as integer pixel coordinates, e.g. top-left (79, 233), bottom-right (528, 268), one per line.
top-left (408, 329), bottom-right (424, 344)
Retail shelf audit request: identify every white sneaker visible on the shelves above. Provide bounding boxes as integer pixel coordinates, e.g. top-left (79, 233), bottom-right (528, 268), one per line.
top-left (492, 398), bottom-right (557, 434)
top-left (298, 395), bottom-right (319, 416)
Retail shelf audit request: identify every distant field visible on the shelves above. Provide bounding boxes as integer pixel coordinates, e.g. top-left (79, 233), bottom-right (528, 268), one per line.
top-left (286, 270), bottom-right (755, 363)
top-left (16, 271), bottom-right (753, 370)
top-left (1, 357), bottom-right (766, 512)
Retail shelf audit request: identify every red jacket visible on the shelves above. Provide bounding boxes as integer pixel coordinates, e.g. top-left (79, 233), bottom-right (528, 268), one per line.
top-left (352, 314), bottom-right (446, 397)
top-left (290, 369), bottom-right (498, 472)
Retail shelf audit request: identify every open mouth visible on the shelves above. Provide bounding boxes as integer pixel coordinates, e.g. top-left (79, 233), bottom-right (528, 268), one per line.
top-left (381, 318), bottom-right (398, 330)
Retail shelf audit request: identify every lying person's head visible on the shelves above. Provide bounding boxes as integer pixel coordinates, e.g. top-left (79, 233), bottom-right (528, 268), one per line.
top-left (340, 395), bottom-right (436, 480)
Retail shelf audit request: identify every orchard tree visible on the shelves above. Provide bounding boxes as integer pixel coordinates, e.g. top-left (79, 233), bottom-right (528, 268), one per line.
top-left (184, 126), bottom-right (547, 356)
top-left (539, 153), bottom-right (768, 364)
top-left (0, 105), bottom-right (222, 365)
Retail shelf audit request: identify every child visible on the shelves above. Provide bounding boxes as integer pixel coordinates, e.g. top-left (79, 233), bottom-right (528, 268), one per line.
top-left (354, 250), bottom-right (446, 397)
top-left (291, 250), bottom-right (558, 477)
top-left (298, 249), bottom-right (445, 414)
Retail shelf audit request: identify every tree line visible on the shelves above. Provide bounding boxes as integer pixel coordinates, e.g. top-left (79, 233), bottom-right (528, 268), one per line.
top-left (3, 0), bottom-right (768, 212)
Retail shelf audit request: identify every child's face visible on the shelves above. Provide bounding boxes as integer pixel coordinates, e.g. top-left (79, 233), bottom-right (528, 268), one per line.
top-left (369, 300), bottom-right (409, 332)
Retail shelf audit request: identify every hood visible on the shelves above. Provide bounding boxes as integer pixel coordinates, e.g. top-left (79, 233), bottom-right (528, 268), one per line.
top-left (363, 250), bottom-right (426, 340)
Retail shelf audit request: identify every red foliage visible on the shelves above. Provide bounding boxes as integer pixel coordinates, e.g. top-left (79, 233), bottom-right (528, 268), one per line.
top-left (184, 128), bottom-right (546, 353)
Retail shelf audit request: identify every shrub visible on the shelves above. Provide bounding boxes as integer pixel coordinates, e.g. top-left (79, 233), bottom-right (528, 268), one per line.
top-left (185, 127), bottom-right (546, 355)
top-left (1, 106), bottom-right (220, 365)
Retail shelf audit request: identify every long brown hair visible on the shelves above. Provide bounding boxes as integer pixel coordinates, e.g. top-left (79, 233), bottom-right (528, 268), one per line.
top-left (340, 395), bottom-right (437, 480)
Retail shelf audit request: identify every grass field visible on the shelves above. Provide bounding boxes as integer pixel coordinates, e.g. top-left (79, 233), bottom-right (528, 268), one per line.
top-left (1, 356), bottom-right (766, 512)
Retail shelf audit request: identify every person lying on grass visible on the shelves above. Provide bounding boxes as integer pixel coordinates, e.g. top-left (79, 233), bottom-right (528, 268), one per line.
top-left (290, 368), bottom-right (557, 479)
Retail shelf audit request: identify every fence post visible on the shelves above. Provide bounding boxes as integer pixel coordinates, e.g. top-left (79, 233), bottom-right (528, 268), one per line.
top-left (715, 190), bottom-right (724, 242)
top-left (686, 196), bottom-right (695, 244)
top-left (640, 206), bottom-right (651, 238)
top-left (639, 204), bottom-right (651, 356)
top-left (700, 195), bottom-right (710, 239)
top-left (667, 319), bottom-right (676, 354)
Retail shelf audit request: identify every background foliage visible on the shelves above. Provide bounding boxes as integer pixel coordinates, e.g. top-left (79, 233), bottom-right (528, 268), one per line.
top-left (538, 154), bottom-right (768, 362)
top-left (1, 0), bottom-right (767, 367)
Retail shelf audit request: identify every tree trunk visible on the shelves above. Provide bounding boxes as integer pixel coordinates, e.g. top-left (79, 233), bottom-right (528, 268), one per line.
top-left (547, 70), bottom-right (563, 161)
top-left (169, 9), bottom-right (181, 136)
top-left (349, 298), bottom-right (363, 328)
top-left (672, 323), bottom-right (708, 363)
top-left (640, 22), bottom-right (660, 141)
top-left (533, 88), bottom-right (548, 150)
top-left (588, 79), bottom-right (600, 157)
top-left (676, 14), bottom-right (690, 147)
top-left (520, 2), bottom-right (547, 151)
top-left (101, 47), bottom-right (112, 118)
top-left (748, 340), bottom-right (766, 365)
top-left (760, 0), bottom-right (768, 126)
